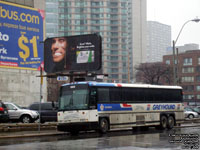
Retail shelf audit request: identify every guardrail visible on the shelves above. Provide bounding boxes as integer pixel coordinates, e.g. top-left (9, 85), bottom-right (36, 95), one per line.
top-left (184, 118), bottom-right (200, 123)
top-left (0, 122), bottom-right (57, 132)
top-left (0, 119), bottom-right (200, 133)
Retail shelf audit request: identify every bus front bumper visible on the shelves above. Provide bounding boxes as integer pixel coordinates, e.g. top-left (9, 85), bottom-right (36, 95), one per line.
top-left (57, 122), bottom-right (99, 132)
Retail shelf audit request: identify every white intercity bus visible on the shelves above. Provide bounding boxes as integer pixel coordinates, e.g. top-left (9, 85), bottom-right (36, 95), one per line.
top-left (57, 82), bottom-right (184, 134)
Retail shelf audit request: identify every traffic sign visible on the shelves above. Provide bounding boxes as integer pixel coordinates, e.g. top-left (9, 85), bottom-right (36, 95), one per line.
top-left (57, 76), bottom-right (68, 81)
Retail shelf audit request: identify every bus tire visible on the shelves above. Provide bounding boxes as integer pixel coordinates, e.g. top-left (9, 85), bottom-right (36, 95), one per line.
top-left (167, 116), bottom-right (175, 129)
top-left (99, 118), bottom-right (109, 134)
top-left (159, 115), bottom-right (168, 130)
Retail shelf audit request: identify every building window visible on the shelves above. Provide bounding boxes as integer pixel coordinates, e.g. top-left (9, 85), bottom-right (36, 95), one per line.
top-left (196, 66), bottom-right (200, 73)
top-left (111, 68), bottom-right (118, 73)
top-left (182, 67), bottom-right (194, 73)
top-left (183, 58), bottom-right (192, 66)
top-left (197, 95), bottom-right (200, 99)
top-left (165, 60), bottom-right (170, 65)
top-left (196, 76), bottom-right (200, 82)
top-left (111, 74), bottom-right (119, 79)
top-left (197, 86), bottom-right (200, 91)
top-left (122, 74), bottom-right (127, 79)
top-left (198, 57), bottom-right (200, 64)
top-left (182, 85), bottom-right (194, 92)
top-left (174, 59), bottom-right (178, 64)
top-left (181, 76), bottom-right (194, 82)
top-left (183, 94), bottom-right (194, 100)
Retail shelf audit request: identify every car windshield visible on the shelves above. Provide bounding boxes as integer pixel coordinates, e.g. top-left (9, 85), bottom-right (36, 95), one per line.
top-left (184, 107), bottom-right (193, 111)
top-left (193, 107), bottom-right (200, 113)
top-left (14, 103), bottom-right (23, 109)
top-left (6, 103), bottom-right (22, 110)
top-left (59, 84), bottom-right (89, 111)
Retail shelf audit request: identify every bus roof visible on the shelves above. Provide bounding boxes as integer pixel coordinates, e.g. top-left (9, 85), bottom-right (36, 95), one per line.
top-left (62, 81), bottom-right (182, 90)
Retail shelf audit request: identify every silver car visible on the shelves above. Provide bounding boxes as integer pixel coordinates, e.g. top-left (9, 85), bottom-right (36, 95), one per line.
top-left (184, 107), bottom-right (199, 119)
top-left (5, 102), bottom-right (39, 123)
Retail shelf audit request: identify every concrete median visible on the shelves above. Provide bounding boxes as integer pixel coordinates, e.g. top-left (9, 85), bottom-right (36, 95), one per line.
top-left (0, 119), bottom-right (200, 139)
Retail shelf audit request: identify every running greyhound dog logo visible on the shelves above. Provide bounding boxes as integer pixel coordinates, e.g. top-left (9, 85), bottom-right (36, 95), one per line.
top-left (147, 104), bottom-right (151, 110)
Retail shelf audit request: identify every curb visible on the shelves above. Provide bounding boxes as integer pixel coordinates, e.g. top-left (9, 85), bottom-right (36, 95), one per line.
top-left (176, 124), bottom-right (200, 128)
top-left (0, 131), bottom-right (67, 139)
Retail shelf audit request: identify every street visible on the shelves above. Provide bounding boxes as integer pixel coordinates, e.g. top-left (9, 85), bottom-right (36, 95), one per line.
top-left (0, 125), bottom-right (199, 150)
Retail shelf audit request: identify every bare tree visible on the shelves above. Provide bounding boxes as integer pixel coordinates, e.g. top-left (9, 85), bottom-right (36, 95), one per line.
top-left (135, 62), bottom-right (173, 85)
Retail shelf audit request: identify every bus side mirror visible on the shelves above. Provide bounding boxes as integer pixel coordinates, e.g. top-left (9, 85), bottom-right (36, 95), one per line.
top-left (52, 101), bottom-right (58, 110)
top-left (52, 101), bottom-right (55, 108)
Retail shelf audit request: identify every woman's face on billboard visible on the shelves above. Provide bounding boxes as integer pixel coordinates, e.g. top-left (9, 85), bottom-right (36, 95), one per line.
top-left (51, 37), bottom-right (67, 63)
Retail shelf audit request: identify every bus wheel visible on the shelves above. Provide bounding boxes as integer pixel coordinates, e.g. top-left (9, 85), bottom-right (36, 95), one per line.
top-left (99, 118), bottom-right (109, 134)
top-left (159, 115), bottom-right (168, 130)
top-left (167, 116), bottom-right (175, 129)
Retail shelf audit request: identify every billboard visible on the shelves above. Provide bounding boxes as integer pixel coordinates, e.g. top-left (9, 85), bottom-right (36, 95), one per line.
top-left (0, 1), bottom-right (45, 70)
top-left (44, 34), bottom-right (102, 73)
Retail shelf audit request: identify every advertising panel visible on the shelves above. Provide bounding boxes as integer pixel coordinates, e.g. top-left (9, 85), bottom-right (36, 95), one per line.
top-left (44, 34), bottom-right (102, 73)
top-left (0, 1), bottom-right (45, 70)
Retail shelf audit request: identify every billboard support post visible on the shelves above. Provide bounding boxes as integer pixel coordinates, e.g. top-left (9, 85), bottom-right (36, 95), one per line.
top-left (39, 64), bottom-right (43, 132)
top-left (37, 72), bottom-right (108, 82)
top-left (38, 41), bottom-right (44, 131)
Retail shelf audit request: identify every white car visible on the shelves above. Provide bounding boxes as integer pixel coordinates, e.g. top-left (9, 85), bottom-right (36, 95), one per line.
top-left (4, 102), bottom-right (39, 123)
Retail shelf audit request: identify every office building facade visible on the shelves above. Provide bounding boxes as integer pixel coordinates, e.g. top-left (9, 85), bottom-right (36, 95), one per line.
top-left (147, 21), bottom-right (171, 62)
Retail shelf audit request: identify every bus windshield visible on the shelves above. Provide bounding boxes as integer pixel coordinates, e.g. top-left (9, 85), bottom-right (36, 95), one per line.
top-left (59, 85), bottom-right (89, 111)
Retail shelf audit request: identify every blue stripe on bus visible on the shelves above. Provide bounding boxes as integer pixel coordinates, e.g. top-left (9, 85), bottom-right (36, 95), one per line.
top-left (97, 104), bottom-right (132, 111)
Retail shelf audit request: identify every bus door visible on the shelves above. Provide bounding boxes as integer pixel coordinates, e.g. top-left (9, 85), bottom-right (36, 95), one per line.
top-left (88, 87), bottom-right (98, 121)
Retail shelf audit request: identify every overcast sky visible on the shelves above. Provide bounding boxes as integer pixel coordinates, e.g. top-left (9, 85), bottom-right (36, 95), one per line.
top-left (147, 0), bottom-right (200, 47)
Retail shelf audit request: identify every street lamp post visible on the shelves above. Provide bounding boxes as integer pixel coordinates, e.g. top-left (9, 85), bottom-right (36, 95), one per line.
top-left (172, 18), bottom-right (200, 85)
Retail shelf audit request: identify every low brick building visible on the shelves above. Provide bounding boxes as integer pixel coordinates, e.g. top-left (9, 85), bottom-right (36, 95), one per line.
top-left (163, 50), bottom-right (200, 106)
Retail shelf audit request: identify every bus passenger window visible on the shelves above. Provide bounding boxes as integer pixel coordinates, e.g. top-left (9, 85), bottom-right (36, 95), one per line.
top-left (110, 88), bottom-right (121, 102)
top-left (97, 88), bottom-right (110, 102)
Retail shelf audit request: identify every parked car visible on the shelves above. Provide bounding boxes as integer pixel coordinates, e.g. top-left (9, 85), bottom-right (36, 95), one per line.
top-left (184, 107), bottom-right (199, 119)
top-left (28, 102), bottom-right (58, 123)
top-left (0, 101), bottom-right (9, 123)
top-left (4, 102), bottom-right (39, 123)
top-left (189, 106), bottom-right (200, 115)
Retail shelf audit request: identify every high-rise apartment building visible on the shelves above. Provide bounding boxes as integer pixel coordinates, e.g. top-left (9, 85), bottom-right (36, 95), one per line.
top-left (45, 0), bottom-right (59, 38)
top-left (147, 21), bottom-right (171, 62)
top-left (1, 0), bottom-right (34, 7)
top-left (1, 0), bottom-right (45, 9)
top-left (45, 0), bottom-right (146, 83)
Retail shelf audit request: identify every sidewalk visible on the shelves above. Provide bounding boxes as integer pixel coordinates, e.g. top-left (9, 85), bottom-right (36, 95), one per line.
top-left (0, 123), bottom-right (67, 139)
top-left (179, 122), bottom-right (200, 128)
